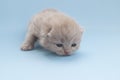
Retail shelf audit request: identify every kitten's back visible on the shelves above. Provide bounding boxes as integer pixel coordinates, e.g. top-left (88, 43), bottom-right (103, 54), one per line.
top-left (31, 9), bottom-right (81, 38)
top-left (38, 9), bottom-right (79, 28)
top-left (39, 9), bottom-right (81, 40)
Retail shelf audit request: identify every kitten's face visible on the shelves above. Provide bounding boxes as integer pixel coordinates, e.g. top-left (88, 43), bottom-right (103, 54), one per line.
top-left (40, 26), bottom-right (83, 56)
top-left (47, 37), bottom-right (80, 56)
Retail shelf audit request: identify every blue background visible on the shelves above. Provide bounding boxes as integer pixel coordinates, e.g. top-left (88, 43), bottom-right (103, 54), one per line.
top-left (0, 0), bottom-right (120, 80)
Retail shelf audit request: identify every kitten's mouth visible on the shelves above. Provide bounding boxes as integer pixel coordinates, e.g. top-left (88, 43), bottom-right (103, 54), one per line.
top-left (56, 51), bottom-right (72, 56)
top-left (56, 52), bottom-right (70, 56)
top-left (63, 53), bottom-right (72, 56)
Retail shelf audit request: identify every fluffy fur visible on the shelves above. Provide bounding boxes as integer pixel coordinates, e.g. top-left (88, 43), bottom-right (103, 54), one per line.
top-left (21, 9), bottom-right (83, 56)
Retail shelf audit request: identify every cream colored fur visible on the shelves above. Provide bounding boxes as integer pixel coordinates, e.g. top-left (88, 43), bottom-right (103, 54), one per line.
top-left (21, 9), bottom-right (83, 56)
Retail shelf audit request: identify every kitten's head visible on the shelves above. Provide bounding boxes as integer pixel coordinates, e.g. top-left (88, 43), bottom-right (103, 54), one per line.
top-left (40, 21), bottom-right (83, 56)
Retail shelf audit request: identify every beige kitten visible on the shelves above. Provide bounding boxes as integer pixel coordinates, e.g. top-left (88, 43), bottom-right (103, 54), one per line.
top-left (21, 9), bottom-right (84, 56)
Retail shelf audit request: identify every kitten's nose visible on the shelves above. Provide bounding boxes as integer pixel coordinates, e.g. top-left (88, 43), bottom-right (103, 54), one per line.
top-left (64, 50), bottom-right (69, 55)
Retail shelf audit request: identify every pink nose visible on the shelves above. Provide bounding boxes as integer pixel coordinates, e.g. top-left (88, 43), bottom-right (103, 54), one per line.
top-left (64, 50), bottom-right (69, 55)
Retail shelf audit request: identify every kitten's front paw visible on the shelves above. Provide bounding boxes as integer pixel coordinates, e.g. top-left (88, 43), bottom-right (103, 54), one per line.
top-left (21, 44), bottom-right (34, 51)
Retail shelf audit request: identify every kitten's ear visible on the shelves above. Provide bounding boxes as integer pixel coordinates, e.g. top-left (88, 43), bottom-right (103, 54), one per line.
top-left (80, 27), bottom-right (84, 33)
top-left (46, 28), bottom-right (53, 37)
top-left (40, 27), bottom-right (52, 38)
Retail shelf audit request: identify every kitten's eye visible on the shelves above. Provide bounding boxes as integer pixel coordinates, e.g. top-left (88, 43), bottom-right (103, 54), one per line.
top-left (56, 44), bottom-right (63, 47)
top-left (71, 43), bottom-right (77, 47)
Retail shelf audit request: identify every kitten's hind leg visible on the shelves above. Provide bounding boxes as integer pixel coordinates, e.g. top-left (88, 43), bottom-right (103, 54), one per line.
top-left (21, 32), bottom-right (37, 51)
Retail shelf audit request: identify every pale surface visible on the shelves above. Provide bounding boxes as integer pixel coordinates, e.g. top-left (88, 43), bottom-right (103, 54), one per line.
top-left (0, 0), bottom-right (120, 80)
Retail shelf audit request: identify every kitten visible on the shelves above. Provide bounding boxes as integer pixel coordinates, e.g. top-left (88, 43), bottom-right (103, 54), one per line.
top-left (21, 9), bottom-right (84, 56)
